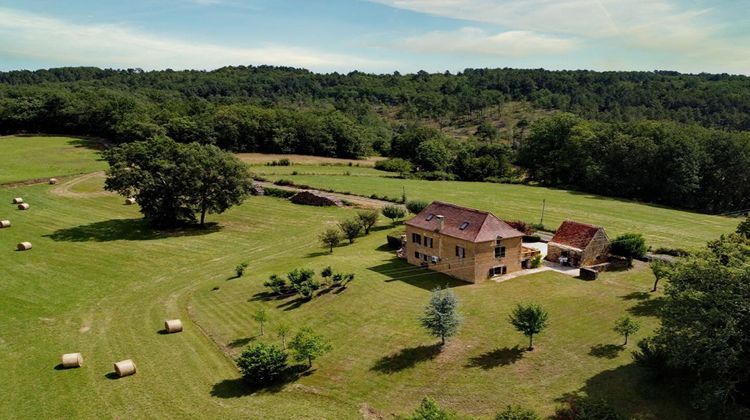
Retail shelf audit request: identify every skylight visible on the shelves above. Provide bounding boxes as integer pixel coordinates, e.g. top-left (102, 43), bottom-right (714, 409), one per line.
top-left (459, 222), bottom-right (469, 230)
top-left (426, 214), bottom-right (434, 221)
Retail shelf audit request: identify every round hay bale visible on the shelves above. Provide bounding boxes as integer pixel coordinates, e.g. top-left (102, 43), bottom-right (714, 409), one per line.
top-left (125, 197), bottom-right (136, 205)
top-left (17, 203), bottom-right (30, 210)
top-left (17, 242), bottom-right (32, 251)
top-left (164, 319), bottom-right (183, 333)
top-left (49, 178), bottom-right (58, 185)
top-left (61, 353), bottom-right (83, 368)
top-left (12, 197), bottom-right (23, 204)
top-left (0, 220), bottom-right (10, 228)
top-left (113, 359), bottom-right (136, 377)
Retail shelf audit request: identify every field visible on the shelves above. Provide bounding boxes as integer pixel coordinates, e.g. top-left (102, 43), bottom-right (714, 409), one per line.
top-left (260, 173), bottom-right (737, 251)
top-left (0, 136), bottom-right (106, 184)
top-left (0, 138), bottom-right (728, 419)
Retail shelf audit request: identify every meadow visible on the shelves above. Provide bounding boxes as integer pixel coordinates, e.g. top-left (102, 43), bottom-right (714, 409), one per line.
top-left (0, 138), bottom-right (722, 418)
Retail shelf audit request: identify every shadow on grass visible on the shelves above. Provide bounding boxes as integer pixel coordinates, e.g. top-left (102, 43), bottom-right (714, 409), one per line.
top-left (369, 258), bottom-right (467, 291)
top-left (622, 291), bottom-right (650, 301)
top-left (228, 336), bottom-right (257, 349)
top-left (466, 346), bottom-right (525, 369)
top-left (45, 219), bottom-right (221, 242)
top-left (627, 296), bottom-right (666, 317)
top-left (104, 372), bottom-right (120, 380)
top-left (249, 291), bottom-right (288, 302)
top-left (211, 365), bottom-right (314, 398)
top-left (589, 344), bottom-right (625, 359)
top-left (371, 343), bottom-right (442, 373)
top-left (277, 296), bottom-right (309, 311)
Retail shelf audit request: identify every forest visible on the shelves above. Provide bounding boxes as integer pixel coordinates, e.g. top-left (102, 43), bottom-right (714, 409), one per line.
top-left (1, 66), bottom-right (749, 213)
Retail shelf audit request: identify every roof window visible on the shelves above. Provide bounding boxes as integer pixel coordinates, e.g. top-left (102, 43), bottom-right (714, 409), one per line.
top-left (459, 222), bottom-right (469, 230)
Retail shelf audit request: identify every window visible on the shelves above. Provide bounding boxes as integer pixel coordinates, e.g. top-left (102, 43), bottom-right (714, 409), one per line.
top-left (414, 251), bottom-right (421, 259)
top-left (489, 266), bottom-right (507, 276)
top-left (426, 214), bottom-right (434, 221)
top-left (423, 254), bottom-right (429, 262)
top-left (459, 222), bottom-right (469, 230)
top-left (494, 246), bottom-right (506, 258)
top-left (455, 245), bottom-right (466, 258)
top-left (412, 233), bottom-right (422, 245)
top-left (424, 237), bottom-right (433, 248)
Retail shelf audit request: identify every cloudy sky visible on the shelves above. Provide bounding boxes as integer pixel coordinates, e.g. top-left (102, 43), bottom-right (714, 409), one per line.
top-left (0, 0), bottom-right (747, 74)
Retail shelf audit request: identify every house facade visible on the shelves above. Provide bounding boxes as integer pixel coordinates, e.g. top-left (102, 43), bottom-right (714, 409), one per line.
top-left (545, 220), bottom-right (610, 267)
top-left (404, 202), bottom-right (537, 283)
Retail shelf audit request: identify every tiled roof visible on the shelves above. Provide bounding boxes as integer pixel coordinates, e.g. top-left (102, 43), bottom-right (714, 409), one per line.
top-left (549, 220), bottom-right (604, 251)
top-left (405, 201), bottom-right (524, 242)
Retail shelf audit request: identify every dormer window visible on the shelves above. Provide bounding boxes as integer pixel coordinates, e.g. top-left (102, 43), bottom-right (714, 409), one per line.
top-left (426, 214), bottom-right (434, 221)
top-left (459, 222), bottom-right (469, 230)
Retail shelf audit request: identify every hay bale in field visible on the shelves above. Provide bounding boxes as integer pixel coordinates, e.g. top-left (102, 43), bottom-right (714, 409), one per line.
top-left (164, 319), bottom-right (183, 333)
top-left (61, 353), bottom-right (83, 368)
top-left (125, 197), bottom-right (136, 205)
top-left (290, 190), bottom-right (343, 207)
top-left (16, 242), bottom-right (32, 251)
top-left (0, 220), bottom-right (10, 228)
top-left (113, 359), bottom-right (136, 377)
top-left (12, 197), bottom-right (23, 204)
top-left (49, 178), bottom-right (58, 185)
top-left (17, 203), bottom-right (30, 210)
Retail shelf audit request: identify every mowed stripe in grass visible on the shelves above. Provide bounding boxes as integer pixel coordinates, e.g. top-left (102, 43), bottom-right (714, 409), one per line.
top-left (263, 173), bottom-right (737, 251)
top-left (0, 136), bottom-right (106, 184)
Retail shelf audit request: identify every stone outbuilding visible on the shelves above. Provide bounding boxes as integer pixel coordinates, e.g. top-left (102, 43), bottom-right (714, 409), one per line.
top-left (546, 220), bottom-right (609, 267)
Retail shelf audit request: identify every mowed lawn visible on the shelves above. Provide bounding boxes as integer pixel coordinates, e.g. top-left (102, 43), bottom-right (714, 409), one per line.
top-left (0, 136), bottom-right (106, 184)
top-left (0, 180), bottom-right (691, 418)
top-left (262, 173), bottom-right (737, 251)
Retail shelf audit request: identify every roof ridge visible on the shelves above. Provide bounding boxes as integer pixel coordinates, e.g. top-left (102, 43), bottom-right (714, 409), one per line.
top-left (562, 219), bottom-right (603, 229)
top-left (431, 201), bottom-right (491, 216)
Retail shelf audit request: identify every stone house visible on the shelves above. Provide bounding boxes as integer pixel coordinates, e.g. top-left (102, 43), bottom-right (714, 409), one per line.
top-left (546, 220), bottom-right (609, 267)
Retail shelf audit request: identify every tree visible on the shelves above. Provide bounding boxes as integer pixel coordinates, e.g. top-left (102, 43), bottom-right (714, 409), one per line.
top-left (320, 266), bottom-right (333, 280)
top-left (737, 216), bottom-right (750, 238)
top-left (406, 200), bottom-right (430, 215)
top-left (415, 140), bottom-right (452, 172)
top-left (287, 269), bottom-right (319, 299)
top-left (236, 343), bottom-right (288, 386)
top-left (610, 233), bottom-right (648, 261)
top-left (649, 259), bottom-right (673, 292)
top-left (420, 287), bottom-right (462, 345)
top-left (382, 205), bottom-right (406, 224)
top-left (252, 308), bottom-right (268, 336)
top-left (408, 397), bottom-right (455, 420)
top-left (264, 274), bottom-right (288, 295)
top-left (235, 262), bottom-right (248, 278)
top-left (613, 316), bottom-right (640, 345)
top-left (104, 137), bottom-right (251, 226)
top-left (508, 303), bottom-right (549, 350)
top-left (357, 210), bottom-right (379, 235)
top-left (338, 219), bottom-right (362, 244)
top-left (289, 327), bottom-right (331, 368)
top-left (495, 405), bottom-right (540, 420)
top-left (319, 228), bottom-right (341, 253)
top-left (277, 324), bottom-right (291, 349)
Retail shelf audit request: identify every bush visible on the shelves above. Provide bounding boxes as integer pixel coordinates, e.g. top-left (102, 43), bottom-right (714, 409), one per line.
top-left (274, 179), bottom-right (295, 186)
top-left (408, 397), bottom-right (455, 420)
top-left (530, 255), bottom-right (542, 268)
top-left (264, 274), bottom-right (289, 295)
top-left (652, 247), bottom-right (689, 257)
top-left (495, 405), bottom-right (540, 420)
top-left (523, 235), bottom-right (542, 243)
top-left (632, 337), bottom-right (670, 376)
top-left (235, 262), bottom-right (249, 277)
top-left (287, 268), bottom-right (319, 299)
top-left (610, 233), bottom-right (647, 259)
top-left (321, 266), bottom-right (333, 279)
top-left (406, 200), bottom-right (430, 215)
top-left (382, 205), bottom-right (406, 223)
top-left (553, 395), bottom-right (625, 420)
top-left (236, 343), bottom-right (288, 386)
top-left (416, 171), bottom-right (456, 181)
top-left (263, 187), bottom-right (295, 199)
top-left (375, 158), bottom-right (413, 173)
top-left (507, 220), bottom-right (533, 235)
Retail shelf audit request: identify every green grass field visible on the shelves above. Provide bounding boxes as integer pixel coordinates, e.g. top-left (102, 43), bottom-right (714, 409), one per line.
top-left (0, 138), bottom-right (721, 418)
top-left (0, 136), bottom-right (106, 184)
top-left (262, 173), bottom-right (737, 251)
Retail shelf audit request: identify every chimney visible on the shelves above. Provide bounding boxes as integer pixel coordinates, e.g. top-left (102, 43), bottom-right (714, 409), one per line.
top-left (436, 215), bottom-right (445, 231)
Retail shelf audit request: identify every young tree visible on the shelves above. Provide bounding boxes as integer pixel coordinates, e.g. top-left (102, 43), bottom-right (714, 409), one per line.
top-left (320, 266), bottom-right (333, 280)
top-left (650, 259), bottom-right (673, 292)
top-left (235, 262), bottom-right (249, 278)
top-left (277, 324), bottom-right (291, 349)
top-left (382, 205), bottom-right (406, 224)
top-left (613, 316), bottom-right (640, 345)
top-left (319, 228), bottom-right (342, 253)
top-left (287, 269), bottom-right (319, 299)
top-left (252, 308), bottom-right (268, 336)
top-left (236, 342), bottom-right (288, 386)
top-left (610, 233), bottom-right (648, 261)
top-left (406, 200), bottom-right (430, 215)
top-left (357, 210), bottom-right (379, 235)
top-left (338, 219), bottom-right (362, 244)
top-left (289, 327), bottom-right (331, 368)
top-left (420, 287), bottom-right (462, 345)
top-left (264, 274), bottom-right (288, 295)
top-left (104, 137), bottom-right (251, 226)
top-left (508, 303), bottom-right (549, 350)
top-left (408, 397), bottom-right (455, 420)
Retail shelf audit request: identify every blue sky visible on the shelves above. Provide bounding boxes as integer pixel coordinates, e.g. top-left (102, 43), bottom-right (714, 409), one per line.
top-left (0, 0), bottom-right (747, 74)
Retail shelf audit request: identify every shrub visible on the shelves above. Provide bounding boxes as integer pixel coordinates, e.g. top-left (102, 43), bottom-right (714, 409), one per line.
top-left (263, 187), bottom-right (295, 199)
top-left (382, 204), bottom-right (406, 223)
top-left (610, 233), bottom-right (647, 260)
top-left (652, 247), bottom-right (689, 257)
top-left (495, 405), bottom-right (540, 420)
top-left (507, 220), bottom-right (533, 235)
top-left (632, 337), bottom-right (670, 375)
top-left (553, 395), bottom-right (625, 420)
top-left (375, 158), bottom-right (413, 173)
top-left (338, 218), bottom-right (362, 243)
top-left (406, 200), bottom-right (430, 215)
top-left (236, 343), bottom-right (288, 386)
top-left (264, 274), bottom-right (289, 295)
top-left (523, 235), bottom-right (542, 243)
top-left (408, 397), bottom-right (455, 420)
top-left (530, 255), bottom-right (542, 268)
top-left (274, 179), bottom-right (295, 186)
top-left (321, 266), bottom-right (333, 279)
top-left (287, 268), bottom-right (319, 299)
top-left (416, 171), bottom-right (456, 181)
top-left (235, 262), bottom-right (249, 277)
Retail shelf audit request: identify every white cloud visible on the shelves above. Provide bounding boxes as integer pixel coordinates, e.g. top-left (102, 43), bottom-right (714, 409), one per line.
top-left (402, 27), bottom-right (577, 57)
top-left (0, 7), bottom-right (392, 72)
